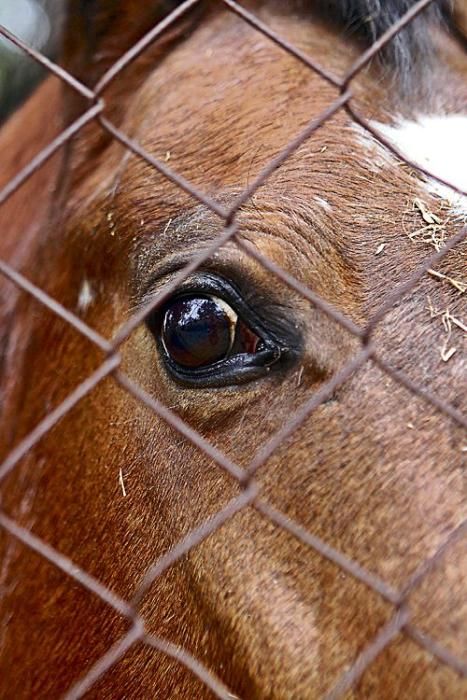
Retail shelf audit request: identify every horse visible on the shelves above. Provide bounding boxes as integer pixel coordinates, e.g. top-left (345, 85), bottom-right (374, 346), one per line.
top-left (0, 1), bottom-right (466, 697)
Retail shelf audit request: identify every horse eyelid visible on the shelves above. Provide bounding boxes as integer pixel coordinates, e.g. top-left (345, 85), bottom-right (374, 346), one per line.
top-left (140, 271), bottom-right (300, 348)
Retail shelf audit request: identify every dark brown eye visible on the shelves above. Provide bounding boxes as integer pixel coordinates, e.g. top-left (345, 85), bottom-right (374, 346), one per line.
top-left (149, 276), bottom-right (293, 387)
top-left (162, 295), bottom-right (255, 369)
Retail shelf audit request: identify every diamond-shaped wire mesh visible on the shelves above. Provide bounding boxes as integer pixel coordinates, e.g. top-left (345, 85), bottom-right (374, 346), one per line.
top-left (0, 0), bottom-right (466, 698)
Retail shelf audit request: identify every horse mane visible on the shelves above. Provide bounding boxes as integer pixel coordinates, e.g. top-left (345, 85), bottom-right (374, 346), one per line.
top-left (313, 1), bottom-right (453, 82)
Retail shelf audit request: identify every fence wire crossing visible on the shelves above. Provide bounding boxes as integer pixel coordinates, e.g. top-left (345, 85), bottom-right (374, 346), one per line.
top-left (0, 0), bottom-right (466, 698)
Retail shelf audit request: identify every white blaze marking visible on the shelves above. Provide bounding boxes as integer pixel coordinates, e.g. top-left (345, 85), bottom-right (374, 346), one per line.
top-left (362, 115), bottom-right (467, 214)
top-left (77, 279), bottom-right (95, 312)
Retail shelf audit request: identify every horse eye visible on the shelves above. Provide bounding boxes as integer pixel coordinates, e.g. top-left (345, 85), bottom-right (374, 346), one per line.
top-left (161, 295), bottom-right (261, 369)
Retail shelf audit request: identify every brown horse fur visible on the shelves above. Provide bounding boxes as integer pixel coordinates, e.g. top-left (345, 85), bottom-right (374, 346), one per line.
top-left (0, 1), bottom-right (466, 698)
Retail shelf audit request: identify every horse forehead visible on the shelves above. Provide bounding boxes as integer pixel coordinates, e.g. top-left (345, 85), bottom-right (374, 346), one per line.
top-left (83, 4), bottom-right (464, 283)
top-left (116, 33), bottom-right (374, 215)
top-left (124, 8), bottom-right (358, 155)
top-left (116, 5), bottom-right (466, 203)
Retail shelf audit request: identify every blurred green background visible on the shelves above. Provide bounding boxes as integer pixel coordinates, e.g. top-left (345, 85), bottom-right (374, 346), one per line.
top-left (0, 0), bottom-right (64, 123)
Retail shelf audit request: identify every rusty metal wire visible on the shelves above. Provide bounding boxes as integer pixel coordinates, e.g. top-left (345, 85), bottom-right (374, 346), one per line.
top-left (0, 0), bottom-right (466, 698)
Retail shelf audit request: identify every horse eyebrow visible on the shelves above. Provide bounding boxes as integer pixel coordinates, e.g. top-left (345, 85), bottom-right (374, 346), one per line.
top-left (131, 189), bottom-right (336, 304)
top-left (133, 206), bottom-right (230, 292)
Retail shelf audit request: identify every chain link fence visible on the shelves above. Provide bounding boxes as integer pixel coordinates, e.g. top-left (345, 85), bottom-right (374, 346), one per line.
top-left (0, 0), bottom-right (466, 697)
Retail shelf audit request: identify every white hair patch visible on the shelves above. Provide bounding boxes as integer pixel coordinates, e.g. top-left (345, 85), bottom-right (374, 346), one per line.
top-left (77, 279), bottom-right (95, 312)
top-left (314, 196), bottom-right (332, 212)
top-left (358, 115), bottom-right (467, 215)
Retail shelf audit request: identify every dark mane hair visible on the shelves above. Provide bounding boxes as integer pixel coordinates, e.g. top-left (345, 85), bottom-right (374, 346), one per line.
top-left (315, 1), bottom-right (452, 79)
